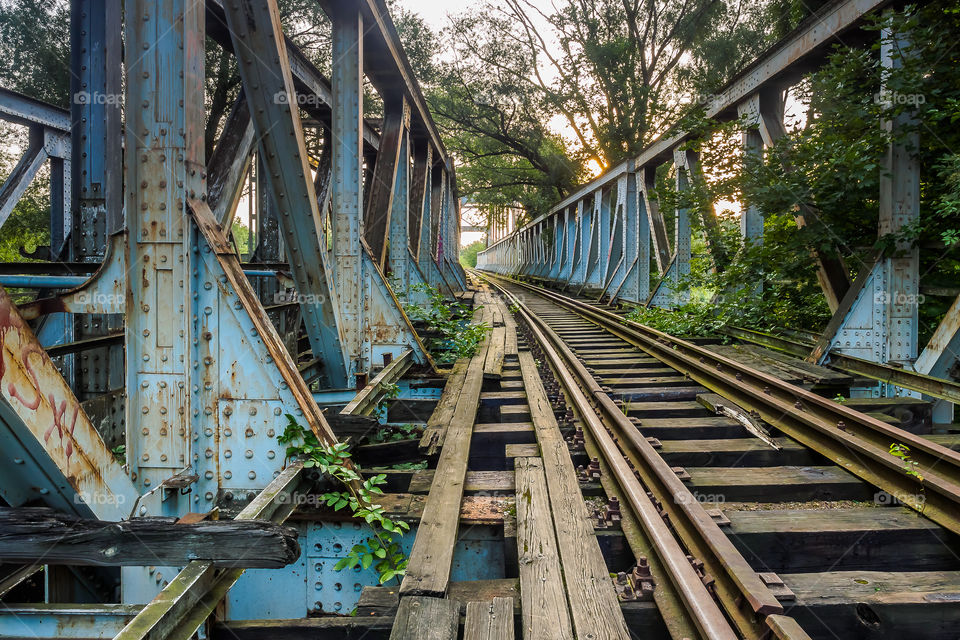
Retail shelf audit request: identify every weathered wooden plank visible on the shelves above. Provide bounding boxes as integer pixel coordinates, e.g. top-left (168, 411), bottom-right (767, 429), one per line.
top-left (686, 466), bottom-right (874, 502)
top-left (658, 437), bottom-right (812, 466)
top-left (785, 570), bottom-right (960, 640)
top-left (464, 597), bottom-right (514, 640)
top-left (514, 457), bottom-right (574, 640)
top-left (725, 507), bottom-right (960, 572)
top-left (359, 579), bottom-right (520, 617)
top-left (342, 349), bottom-right (414, 416)
top-left (0, 508), bottom-right (299, 568)
top-left (483, 326), bottom-right (507, 380)
top-left (400, 338), bottom-right (490, 597)
top-left (738, 344), bottom-right (853, 385)
top-left (408, 470), bottom-right (516, 494)
top-left (419, 359), bottom-right (469, 455)
top-left (389, 596), bottom-right (459, 640)
top-left (505, 443), bottom-right (540, 458)
top-left (519, 350), bottom-right (631, 640)
top-left (215, 616), bottom-right (394, 640)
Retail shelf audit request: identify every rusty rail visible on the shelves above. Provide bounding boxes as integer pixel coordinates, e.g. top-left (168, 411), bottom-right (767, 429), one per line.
top-left (487, 273), bottom-right (960, 536)
top-left (481, 273), bottom-right (799, 640)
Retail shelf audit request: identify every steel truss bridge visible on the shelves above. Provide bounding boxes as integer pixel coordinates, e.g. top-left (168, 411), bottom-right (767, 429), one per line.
top-left (0, 0), bottom-right (958, 638)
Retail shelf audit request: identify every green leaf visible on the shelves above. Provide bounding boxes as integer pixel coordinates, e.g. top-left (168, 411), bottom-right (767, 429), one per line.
top-left (361, 553), bottom-right (374, 570)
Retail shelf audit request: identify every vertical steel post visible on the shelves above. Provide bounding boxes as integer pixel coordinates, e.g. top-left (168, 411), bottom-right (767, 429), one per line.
top-left (331, 5), bottom-right (365, 383)
top-left (123, 0), bottom-right (204, 494)
top-left (70, 0), bottom-right (123, 403)
top-left (673, 151), bottom-right (692, 306)
top-left (387, 102), bottom-right (412, 288)
top-left (876, 17), bottom-right (919, 390)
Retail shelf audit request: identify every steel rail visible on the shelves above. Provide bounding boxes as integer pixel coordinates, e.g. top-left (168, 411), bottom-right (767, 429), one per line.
top-left (486, 281), bottom-right (741, 640)
top-left (480, 274), bottom-right (813, 640)
top-left (495, 275), bottom-right (960, 536)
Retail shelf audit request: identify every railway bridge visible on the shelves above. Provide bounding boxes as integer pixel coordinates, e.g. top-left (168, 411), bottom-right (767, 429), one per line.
top-left (0, 0), bottom-right (958, 638)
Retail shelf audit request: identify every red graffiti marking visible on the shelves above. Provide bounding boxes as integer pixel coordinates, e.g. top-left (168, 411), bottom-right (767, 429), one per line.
top-left (45, 395), bottom-right (79, 459)
top-left (0, 288), bottom-right (80, 464)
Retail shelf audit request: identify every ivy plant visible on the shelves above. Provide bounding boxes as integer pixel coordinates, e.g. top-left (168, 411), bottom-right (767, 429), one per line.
top-left (397, 282), bottom-right (490, 363)
top-left (278, 415), bottom-right (410, 584)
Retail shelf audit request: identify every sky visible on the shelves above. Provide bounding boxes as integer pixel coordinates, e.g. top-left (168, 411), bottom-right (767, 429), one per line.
top-left (399, 0), bottom-right (478, 31)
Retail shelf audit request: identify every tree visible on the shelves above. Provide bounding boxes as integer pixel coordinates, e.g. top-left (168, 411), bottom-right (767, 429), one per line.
top-left (429, 0), bottom-right (787, 219)
top-left (0, 0), bottom-right (70, 107)
top-left (666, 2), bottom-right (960, 338)
top-left (459, 240), bottom-right (486, 268)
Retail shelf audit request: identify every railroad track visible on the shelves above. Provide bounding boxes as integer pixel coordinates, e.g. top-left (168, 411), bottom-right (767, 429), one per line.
top-left (478, 271), bottom-right (960, 640)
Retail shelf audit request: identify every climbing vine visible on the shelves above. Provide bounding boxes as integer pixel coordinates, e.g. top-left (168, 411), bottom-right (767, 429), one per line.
top-left (278, 416), bottom-right (410, 584)
top-left (398, 282), bottom-right (490, 363)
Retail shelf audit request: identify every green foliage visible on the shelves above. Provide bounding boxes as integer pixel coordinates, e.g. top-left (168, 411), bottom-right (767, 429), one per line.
top-left (890, 443), bottom-right (924, 481)
top-left (385, 461), bottom-right (429, 471)
top-left (459, 240), bottom-right (486, 268)
top-left (366, 423), bottom-right (422, 445)
top-left (279, 416), bottom-right (409, 584)
top-left (231, 218), bottom-right (251, 257)
top-left (0, 124), bottom-right (52, 266)
top-left (373, 382), bottom-right (401, 422)
top-left (429, 0), bottom-right (788, 219)
top-left (399, 283), bottom-right (490, 364)
top-left (645, 2), bottom-right (960, 339)
top-left (0, 0), bottom-right (70, 107)
top-left (623, 303), bottom-right (725, 338)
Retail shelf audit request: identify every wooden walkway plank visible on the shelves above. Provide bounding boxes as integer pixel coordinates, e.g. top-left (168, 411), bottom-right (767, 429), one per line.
top-left (515, 456), bottom-right (575, 640)
top-left (389, 596), bottom-right (459, 640)
top-left (419, 359), bottom-right (469, 455)
top-left (519, 349), bottom-right (633, 640)
top-left (484, 326), bottom-right (507, 380)
top-left (464, 597), bottom-right (515, 640)
top-left (400, 338), bottom-right (491, 597)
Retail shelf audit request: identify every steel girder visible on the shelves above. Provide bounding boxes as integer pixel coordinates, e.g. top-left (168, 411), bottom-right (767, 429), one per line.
top-left (809, 19), bottom-right (920, 399)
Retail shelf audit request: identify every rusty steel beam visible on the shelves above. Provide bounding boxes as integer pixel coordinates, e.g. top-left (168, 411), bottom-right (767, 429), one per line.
top-left (364, 99), bottom-right (408, 268)
top-left (0, 285), bottom-right (136, 520)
